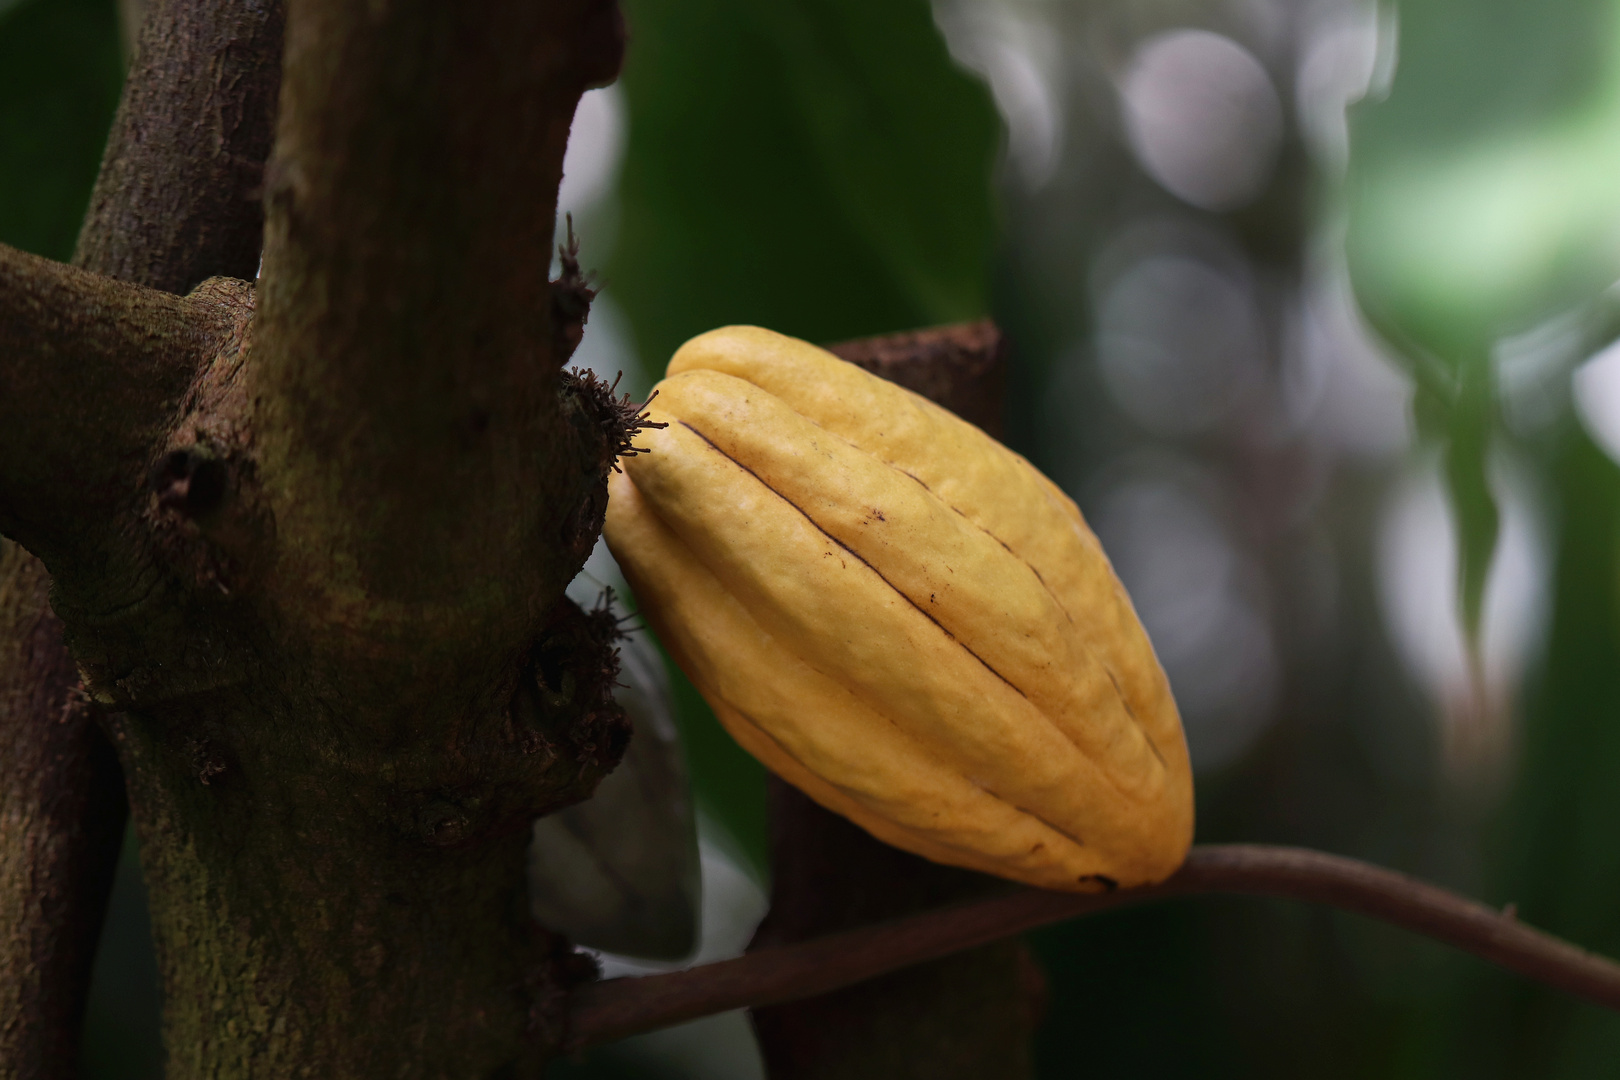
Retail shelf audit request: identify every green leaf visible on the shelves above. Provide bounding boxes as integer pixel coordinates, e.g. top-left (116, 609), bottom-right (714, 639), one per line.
top-left (1442, 365), bottom-right (1499, 654)
top-left (1346, 0), bottom-right (1620, 653)
top-left (1347, 0), bottom-right (1620, 364)
top-left (610, 0), bottom-right (999, 364)
top-left (1439, 426), bottom-right (1620, 1075)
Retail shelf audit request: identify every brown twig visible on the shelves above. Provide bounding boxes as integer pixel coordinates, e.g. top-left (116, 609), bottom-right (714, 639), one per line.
top-left (565, 843), bottom-right (1620, 1051)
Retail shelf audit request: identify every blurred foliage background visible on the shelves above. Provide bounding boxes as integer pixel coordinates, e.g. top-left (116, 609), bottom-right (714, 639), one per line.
top-left (10, 0), bottom-right (1620, 1075)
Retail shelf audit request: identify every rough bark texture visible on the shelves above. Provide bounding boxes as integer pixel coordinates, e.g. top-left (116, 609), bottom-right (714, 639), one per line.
top-left (75, 0), bottom-right (286, 294)
top-left (746, 322), bottom-right (1037, 1080)
top-left (253, 0), bottom-right (616, 638)
top-left (0, 1), bottom-right (289, 1075)
top-left (0, 547), bottom-right (127, 1080)
top-left (0, 245), bottom-right (234, 564)
top-left (0, 0), bottom-right (635, 1076)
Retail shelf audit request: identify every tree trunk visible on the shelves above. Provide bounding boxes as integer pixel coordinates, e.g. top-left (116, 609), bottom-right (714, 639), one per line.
top-left (0, 0), bottom-right (636, 1075)
top-left (748, 323), bottom-right (1044, 1080)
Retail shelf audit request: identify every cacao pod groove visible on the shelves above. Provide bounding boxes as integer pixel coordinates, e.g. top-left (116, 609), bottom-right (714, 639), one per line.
top-left (604, 326), bottom-right (1194, 890)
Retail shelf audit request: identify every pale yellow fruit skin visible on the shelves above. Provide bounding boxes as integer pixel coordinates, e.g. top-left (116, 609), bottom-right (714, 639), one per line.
top-left (605, 326), bottom-right (1194, 890)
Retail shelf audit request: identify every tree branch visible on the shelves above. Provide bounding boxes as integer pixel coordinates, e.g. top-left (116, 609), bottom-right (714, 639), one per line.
top-left (31, 2), bottom-right (638, 1072)
top-left (252, 0), bottom-right (625, 640)
top-left (565, 843), bottom-right (1620, 1051)
top-left (2, 0), bottom-right (285, 568)
top-left (0, 243), bottom-right (232, 566)
top-left (75, 0), bottom-right (285, 292)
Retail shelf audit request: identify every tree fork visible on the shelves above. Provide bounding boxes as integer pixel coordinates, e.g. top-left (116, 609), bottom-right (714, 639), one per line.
top-left (0, 244), bottom-right (241, 563)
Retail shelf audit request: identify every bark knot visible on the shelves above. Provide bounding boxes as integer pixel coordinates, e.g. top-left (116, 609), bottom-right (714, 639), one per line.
top-left (152, 444), bottom-right (229, 518)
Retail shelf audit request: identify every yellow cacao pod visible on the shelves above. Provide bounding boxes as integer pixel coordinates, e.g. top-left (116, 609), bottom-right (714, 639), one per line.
top-left (603, 326), bottom-right (1194, 891)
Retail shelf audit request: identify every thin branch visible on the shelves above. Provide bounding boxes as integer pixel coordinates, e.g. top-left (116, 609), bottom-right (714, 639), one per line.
top-left (565, 843), bottom-right (1620, 1051)
top-left (75, 0), bottom-right (285, 292)
top-left (0, 243), bottom-right (226, 565)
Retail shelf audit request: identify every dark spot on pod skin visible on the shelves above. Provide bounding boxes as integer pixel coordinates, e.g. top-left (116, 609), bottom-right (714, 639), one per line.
top-left (1079, 874), bottom-right (1119, 891)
